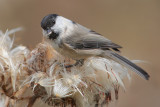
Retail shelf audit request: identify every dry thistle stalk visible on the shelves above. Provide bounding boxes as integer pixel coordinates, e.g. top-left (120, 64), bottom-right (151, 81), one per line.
top-left (0, 28), bottom-right (131, 107)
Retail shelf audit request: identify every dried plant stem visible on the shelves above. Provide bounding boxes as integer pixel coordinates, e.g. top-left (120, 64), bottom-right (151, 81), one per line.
top-left (27, 96), bottom-right (38, 107)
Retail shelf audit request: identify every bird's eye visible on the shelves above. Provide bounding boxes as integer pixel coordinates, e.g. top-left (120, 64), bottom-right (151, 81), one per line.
top-left (46, 20), bottom-right (55, 28)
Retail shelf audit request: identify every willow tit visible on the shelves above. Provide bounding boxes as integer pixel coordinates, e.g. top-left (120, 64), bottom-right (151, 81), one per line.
top-left (41, 14), bottom-right (149, 80)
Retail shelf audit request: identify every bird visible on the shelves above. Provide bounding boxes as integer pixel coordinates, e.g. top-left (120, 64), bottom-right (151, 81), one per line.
top-left (41, 14), bottom-right (150, 80)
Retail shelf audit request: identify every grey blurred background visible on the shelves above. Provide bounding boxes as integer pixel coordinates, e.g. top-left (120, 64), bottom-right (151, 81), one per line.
top-left (0, 0), bottom-right (160, 107)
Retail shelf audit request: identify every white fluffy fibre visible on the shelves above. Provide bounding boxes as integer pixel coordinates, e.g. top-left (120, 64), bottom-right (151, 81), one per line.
top-left (0, 28), bottom-right (131, 107)
top-left (0, 28), bottom-right (29, 91)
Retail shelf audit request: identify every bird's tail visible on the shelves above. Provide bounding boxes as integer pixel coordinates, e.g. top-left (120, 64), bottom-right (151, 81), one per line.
top-left (103, 51), bottom-right (150, 80)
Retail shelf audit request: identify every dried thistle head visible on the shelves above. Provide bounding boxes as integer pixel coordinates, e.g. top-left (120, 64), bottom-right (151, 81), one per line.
top-left (24, 42), bottom-right (130, 107)
top-left (0, 28), bottom-right (131, 107)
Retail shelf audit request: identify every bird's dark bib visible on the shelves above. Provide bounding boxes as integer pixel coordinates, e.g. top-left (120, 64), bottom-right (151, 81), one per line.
top-left (49, 32), bottom-right (59, 40)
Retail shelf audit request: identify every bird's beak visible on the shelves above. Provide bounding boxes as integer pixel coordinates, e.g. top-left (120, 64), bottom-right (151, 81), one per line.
top-left (46, 29), bottom-right (52, 35)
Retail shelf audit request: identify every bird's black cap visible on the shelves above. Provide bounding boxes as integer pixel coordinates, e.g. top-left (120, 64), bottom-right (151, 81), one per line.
top-left (41, 14), bottom-right (58, 30)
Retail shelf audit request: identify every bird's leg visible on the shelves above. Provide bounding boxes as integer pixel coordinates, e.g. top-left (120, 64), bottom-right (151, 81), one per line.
top-left (65, 59), bottom-right (84, 68)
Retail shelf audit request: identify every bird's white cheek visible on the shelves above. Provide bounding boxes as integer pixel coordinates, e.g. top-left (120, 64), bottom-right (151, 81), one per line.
top-left (51, 25), bottom-right (62, 35)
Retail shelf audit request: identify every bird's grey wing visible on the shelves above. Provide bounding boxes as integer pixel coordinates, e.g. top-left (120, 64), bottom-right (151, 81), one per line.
top-left (64, 24), bottom-right (122, 52)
